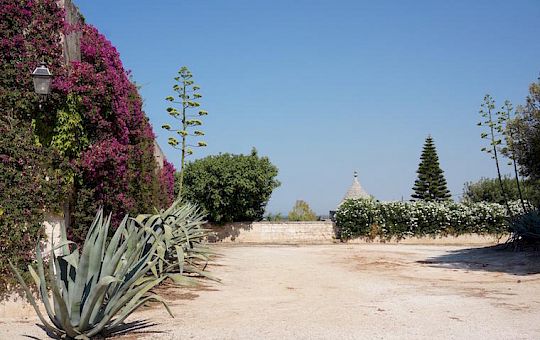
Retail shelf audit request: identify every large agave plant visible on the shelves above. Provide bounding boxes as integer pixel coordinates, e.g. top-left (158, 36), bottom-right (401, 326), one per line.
top-left (10, 209), bottom-right (172, 339)
top-left (135, 200), bottom-right (218, 284)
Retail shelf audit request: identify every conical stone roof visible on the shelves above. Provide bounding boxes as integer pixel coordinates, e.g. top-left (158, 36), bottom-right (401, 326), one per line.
top-left (340, 171), bottom-right (370, 205)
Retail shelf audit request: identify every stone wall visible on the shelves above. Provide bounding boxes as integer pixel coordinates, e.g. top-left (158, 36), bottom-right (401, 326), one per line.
top-left (345, 234), bottom-right (508, 245)
top-left (207, 221), bottom-right (337, 244)
top-left (206, 221), bottom-right (507, 245)
top-left (59, 0), bottom-right (82, 63)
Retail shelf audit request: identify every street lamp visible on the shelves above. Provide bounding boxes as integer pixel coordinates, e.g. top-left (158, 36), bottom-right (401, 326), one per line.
top-left (31, 62), bottom-right (53, 96)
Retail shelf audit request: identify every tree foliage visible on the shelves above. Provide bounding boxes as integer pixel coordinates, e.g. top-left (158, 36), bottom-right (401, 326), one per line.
top-left (463, 177), bottom-right (540, 207)
top-left (179, 149), bottom-right (280, 223)
top-left (411, 136), bottom-right (451, 201)
top-left (288, 200), bottom-right (317, 221)
top-left (508, 77), bottom-right (540, 181)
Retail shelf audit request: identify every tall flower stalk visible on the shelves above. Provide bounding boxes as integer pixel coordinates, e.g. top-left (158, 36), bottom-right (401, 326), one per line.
top-left (499, 100), bottom-right (527, 212)
top-left (162, 66), bottom-right (208, 198)
top-left (478, 94), bottom-right (512, 215)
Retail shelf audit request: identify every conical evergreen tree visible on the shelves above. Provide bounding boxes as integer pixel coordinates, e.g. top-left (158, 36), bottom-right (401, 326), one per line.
top-left (411, 136), bottom-right (452, 201)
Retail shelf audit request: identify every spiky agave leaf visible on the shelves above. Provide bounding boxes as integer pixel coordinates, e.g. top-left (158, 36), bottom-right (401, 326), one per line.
top-left (10, 207), bottom-right (173, 338)
top-left (135, 200), bottom-right (219, 283)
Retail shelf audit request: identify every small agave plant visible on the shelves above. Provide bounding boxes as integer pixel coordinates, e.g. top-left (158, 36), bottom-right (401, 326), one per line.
top-left (10, 209), bottom-right (173, 339)
top-left (135, 200), bottom-right (218, 284)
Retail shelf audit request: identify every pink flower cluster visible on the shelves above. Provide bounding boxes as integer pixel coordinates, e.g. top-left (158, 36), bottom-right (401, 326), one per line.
top-left (1, 0), bottom-right (175, 231)
top-left (160, 160), bottom-right (176, 206)
top-left (69, 24), bottom-right (175, 223)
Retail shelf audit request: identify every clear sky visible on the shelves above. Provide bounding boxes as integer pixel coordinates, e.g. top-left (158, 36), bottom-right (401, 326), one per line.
top-left (76, 0), bottom-right (540, 215)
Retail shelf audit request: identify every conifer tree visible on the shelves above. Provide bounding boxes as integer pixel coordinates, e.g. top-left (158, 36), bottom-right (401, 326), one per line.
top-left (411, 136), bottom-right (452, 201)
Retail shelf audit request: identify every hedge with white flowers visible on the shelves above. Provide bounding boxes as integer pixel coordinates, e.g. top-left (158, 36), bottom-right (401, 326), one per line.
top-left (335, 199), bottom-right (524, 240)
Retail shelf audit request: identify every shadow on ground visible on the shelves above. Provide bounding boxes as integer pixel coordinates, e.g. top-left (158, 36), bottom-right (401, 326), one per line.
top-left (206, 222), bottom-right (253, 242)
top-left (23, 319), bottom-right (162, 339)
top-left (420, 245), bottom-right (540, 275)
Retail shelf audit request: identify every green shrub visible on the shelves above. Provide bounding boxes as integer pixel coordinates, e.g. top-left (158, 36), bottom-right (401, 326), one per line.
top-left (463, 176), bottom-right (540, 207)
top-left (335, 199), bottom-right (514, 240)
top-left (179, 148), bottom-right (280, 223)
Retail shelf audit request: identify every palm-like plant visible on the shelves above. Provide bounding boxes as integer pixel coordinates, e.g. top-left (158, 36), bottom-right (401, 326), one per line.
top-left (10, 209), bottom-right (172, 339)
top-left (135, 200), bottom-right (217, 284)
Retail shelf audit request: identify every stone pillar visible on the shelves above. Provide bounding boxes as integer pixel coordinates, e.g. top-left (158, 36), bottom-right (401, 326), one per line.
top-left (58, 0), bottom-right (82, 64)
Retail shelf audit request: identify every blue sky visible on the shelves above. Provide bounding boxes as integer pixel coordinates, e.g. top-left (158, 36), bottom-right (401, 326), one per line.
top-left (77, 0), bottom-right (540, 214)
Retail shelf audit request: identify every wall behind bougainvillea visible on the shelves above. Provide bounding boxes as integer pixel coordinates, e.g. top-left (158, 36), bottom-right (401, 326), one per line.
top-left (1, 0), bottom-right (174, 251)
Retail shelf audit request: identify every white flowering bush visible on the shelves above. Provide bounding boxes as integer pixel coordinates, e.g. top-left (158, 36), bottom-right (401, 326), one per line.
top-left (335, 198), bottom-right (522, 240)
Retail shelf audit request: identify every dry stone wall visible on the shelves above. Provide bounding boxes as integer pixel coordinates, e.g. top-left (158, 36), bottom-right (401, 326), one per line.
top-left (206, 221), bottom-right (506, 245)
top-left (207, 221), bottom-right (336, 244)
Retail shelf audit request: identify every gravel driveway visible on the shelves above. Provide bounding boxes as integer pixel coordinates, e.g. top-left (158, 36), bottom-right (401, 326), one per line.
top-left (1, 244), bottom-right (539, 339)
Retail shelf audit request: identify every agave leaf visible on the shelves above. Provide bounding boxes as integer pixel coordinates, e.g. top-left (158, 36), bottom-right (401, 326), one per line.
top-left (62, 251), bottom-right (80, 269)
top-left (108, 294), bottom-right (172, 331)
top-left (9, 261), bottom-right (63, 337)
top-left (92, 263), bottom-right (163, 334)
top-left (142, 214), bottom-right (162, 231)
top-left (34, 242), bottom-right (61, 328)
top-left (167, 273), bottom-right (199, 286)
top-left (73, 209), bottom-right (103, 317)
top-left (101, 226), bottom-right (137, 279)
top-left (48, 249), bottom-right (79, 338)
top-left (162, 200), bottom-right (182, 216)
top-left (87, 213), bottom-right (110, 283)
top-left (78, 276), bottom-right (120, 330)
top-left (106, 276), bottom-right (170, 329)
top-left (150, 262), bottom-right (158, 278)
top-left (164, 224), bottom-right (173, 246)
top-left (28, 264), bottom-right (41, 287)
top-left (107, 240), bottom-right (158, 302)
top-left (186, 253), bottom-right (210, 263)
top-left (134, 213), bottom-right (151, 224)
top-left (174, 245), bottom-right (185, 274)
top-left (183, 265), bottom-right (221, 282)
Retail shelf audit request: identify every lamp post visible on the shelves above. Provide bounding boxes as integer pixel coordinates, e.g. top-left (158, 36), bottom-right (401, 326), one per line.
top-left (32, 62), bottom-right (53, 95)
top-left (31, 62), bottom-right (52, 106)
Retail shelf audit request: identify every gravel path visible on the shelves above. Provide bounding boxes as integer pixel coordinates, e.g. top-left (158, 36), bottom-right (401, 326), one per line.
top-left (1, 244), bottom-right (539, 339)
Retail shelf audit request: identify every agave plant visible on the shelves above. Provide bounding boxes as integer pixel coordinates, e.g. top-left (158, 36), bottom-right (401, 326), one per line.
top-left (509, 209), bottom-right (540, 245)
top-left (135, 200), bottom-right (218, 284)
top-left (10, 209), bottom-right (172, 339)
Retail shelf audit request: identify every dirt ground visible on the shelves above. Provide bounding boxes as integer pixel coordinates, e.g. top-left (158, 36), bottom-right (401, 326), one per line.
top-left (1, 243), bottom-right (539, 339)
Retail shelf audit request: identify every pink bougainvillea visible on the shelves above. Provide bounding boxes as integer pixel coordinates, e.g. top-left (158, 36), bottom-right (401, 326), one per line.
top-left (160, 160), bottom-right (176, 206)
top-left (0, 0), bottom-right (66, 116)
top-left (67, 24), bottom-right (175, 240)
top-left (1, 0), bottom-right (175, 244)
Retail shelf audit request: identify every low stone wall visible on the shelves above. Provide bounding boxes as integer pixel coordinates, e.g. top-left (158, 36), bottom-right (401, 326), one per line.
top-left (207, 221), bottom-right (336, 244)
top-left (43, 213), bottom-right (63, 255)
top-left (345, 233), bottom-right (509, 245)
top-left (206, 221), bottom-right (507, 245)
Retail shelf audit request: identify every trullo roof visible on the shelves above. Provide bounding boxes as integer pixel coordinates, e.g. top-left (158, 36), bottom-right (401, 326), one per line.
top-left (340, 171), bottom-right (370, 205)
